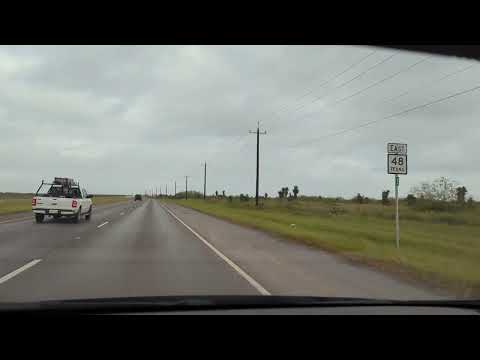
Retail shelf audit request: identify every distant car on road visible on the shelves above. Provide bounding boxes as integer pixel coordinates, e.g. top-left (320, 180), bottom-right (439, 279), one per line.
top-left (134, 194), bottom-right (142, 201)
top-left (32, 177), bottom-right (93, 223)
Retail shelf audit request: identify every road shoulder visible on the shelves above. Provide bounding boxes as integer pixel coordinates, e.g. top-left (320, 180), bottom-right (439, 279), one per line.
top-left (161, 201), bottom-right (448, 300)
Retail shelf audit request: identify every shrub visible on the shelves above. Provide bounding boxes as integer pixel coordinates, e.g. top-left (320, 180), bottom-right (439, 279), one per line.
top-left (382, 190), bottom-right (390, 205)
top-left (467, 197), bottom-right (475, 208)
top-left (354, 193), bottom-right (364, 204)
top-left (406, 194), bottom-right (417, 206)
top-left (412, 199), bottom-right (461, 212)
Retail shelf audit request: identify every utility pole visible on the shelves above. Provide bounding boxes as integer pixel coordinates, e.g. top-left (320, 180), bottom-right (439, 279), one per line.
top-left (165, 184), bottom-right (167, 197)
top-left (185, 176), bottom-right (189, 200)
top-left (203, 162), bottom-right (207, 200)
top-left (249, 121), bottom-right (267, 207)
top-left (174, 181), bottom-right (176, 197)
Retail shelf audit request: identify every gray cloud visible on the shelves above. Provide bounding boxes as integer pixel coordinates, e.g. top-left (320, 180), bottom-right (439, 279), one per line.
top-left (0, 45), bottom-right (478, 199)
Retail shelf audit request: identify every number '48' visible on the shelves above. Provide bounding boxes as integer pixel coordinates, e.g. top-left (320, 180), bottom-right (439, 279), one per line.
top-left (392, 157), bottom-right (404, 166)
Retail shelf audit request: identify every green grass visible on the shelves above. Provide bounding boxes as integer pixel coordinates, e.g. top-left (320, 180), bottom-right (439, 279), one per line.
top-left (167, 198), bottom-right (480, 296)
top-left (0, 199), bottom-right (33, 215)
top-left (0, 195), bottom-right (128, 216)
top-left (91, 196), bottom-right (129, 206)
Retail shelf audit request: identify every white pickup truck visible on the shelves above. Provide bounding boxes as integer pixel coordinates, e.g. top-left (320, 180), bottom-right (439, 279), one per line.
top-left (32, 178), bottom-right (93, 223)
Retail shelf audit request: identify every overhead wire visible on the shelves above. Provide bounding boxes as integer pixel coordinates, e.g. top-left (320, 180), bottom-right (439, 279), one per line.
top-left (266, 52), bottom-right (399, 126)
top-left (290, 83), bottom-right (480, 149)
top-left (203, 49), bottom-right (383, 164)
top-left (268, 50), bottom-right (378, 117)
top-left (380, 62), bottom-right (476, 104)
top-left (327, 55), bottom-right (432, 108)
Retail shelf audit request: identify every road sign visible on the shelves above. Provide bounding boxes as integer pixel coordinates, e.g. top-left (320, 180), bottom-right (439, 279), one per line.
top-left (387, 154), bottom-right (407, 175)
top-left (387, 143), bottom-right (407, 155)
top-left (387, 142), bottom-right (408, 249)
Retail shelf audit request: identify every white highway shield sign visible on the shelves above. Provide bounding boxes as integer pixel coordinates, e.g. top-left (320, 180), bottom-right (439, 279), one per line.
top-left (387, 143), bottom-right (407, 155)
top-left (388, 154), bottom-right (407, 174)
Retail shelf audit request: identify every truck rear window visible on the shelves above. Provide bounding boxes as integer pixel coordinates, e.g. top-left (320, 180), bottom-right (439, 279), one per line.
top-left (36, 184), bottom-right (82, 198)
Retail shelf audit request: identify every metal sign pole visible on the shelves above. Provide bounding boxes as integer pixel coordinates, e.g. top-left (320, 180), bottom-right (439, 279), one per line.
top-left (395, 174), bottom-right (400, 249)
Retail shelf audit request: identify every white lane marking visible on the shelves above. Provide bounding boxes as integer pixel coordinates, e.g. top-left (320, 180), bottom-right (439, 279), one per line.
top-left (0, 259), bottom-right (42, 285)
top-left (160, 204), bottom-right (271, 296)
top-left (97, 221), bottom-right (109, 228)
top-left (0, 216), bottom-right (33, 225)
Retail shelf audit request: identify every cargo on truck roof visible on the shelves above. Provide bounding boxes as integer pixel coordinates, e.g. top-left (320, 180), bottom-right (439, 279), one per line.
top-left (53, 177), bottom-right (78, 186)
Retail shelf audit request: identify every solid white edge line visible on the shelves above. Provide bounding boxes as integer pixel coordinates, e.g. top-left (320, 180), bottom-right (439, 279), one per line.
top-left (97, 221), bottom-right (109, 228)
top-left (0, 259), bottom-right (42, 285)
top-left (160, 204), bottom-right (271, 296)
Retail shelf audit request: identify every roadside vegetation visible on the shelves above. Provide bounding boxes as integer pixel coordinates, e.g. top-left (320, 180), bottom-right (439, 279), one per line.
top-left (166, 178), bottom-right (479, 297)
top-left (0, 193), bottom-right (129, 216)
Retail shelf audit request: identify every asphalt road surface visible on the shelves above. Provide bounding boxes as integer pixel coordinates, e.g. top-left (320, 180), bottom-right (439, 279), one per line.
top-left (0, 199), bottom-right (444, 302)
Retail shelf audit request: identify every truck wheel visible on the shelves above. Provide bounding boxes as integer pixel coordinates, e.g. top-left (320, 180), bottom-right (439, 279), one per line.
top-left (73, 208), bottom-right (81, 223)
top-left (85, 206), bottom-right (92, 221)
top-left (35, 214), bottom-right (44, 223)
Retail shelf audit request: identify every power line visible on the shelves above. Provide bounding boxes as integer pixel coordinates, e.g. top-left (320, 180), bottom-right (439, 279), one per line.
top-left (291, 83), bottom-right (480, 148)
top-left (253, 50), bottom-right (378, 130)
top-left (269, 50), bottom-right (378, 118)
top-left (381, 63), bottom-right (476, 104)
top-left (201, 50), bottom-right (381, 166)
top-left (270, 52), bottom-right (399, 125)
top-left (274, 51), bottom-right (385, 118)
top-left (328, 55), bottom-right (432, 107)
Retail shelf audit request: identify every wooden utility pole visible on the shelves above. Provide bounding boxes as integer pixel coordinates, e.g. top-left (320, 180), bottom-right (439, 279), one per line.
top-left (203, 162), bottom-right (207, 200)
top-left (249, 122), bottom-right (267, 206)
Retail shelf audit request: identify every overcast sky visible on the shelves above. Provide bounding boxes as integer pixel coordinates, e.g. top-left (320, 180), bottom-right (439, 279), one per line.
top-left (1, 45), bottom-right (479, 199)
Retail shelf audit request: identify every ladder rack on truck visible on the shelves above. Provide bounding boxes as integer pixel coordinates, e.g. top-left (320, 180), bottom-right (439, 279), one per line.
top-left (36, 178), bottom-right (81, 197)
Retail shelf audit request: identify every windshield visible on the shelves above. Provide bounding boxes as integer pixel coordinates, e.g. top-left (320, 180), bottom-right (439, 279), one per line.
top-left (0, 45), bottom-right (478, 308)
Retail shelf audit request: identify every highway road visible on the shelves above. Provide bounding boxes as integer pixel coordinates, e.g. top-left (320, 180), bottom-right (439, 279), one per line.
top-left (0, 199), bottom-right (444, 302)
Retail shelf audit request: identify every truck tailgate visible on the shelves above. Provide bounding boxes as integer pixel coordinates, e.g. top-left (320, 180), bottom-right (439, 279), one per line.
top-left (33, 197), bottom-right (75, 213)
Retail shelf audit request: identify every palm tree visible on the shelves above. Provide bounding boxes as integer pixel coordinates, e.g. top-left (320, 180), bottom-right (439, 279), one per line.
top-left (293, 185), bottom-right (299, 198)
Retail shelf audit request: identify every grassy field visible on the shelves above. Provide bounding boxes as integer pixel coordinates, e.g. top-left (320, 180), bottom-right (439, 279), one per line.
top-left (167, 197), bottom-right (480, 296)
top-left (0, 195), bottom-right (129, 216)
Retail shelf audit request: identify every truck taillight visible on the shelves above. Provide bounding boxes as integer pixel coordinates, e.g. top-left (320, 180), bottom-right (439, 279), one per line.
top-left (72, 200), bottom-right (77, 208)
top-left (32, 198), bottom-right (36, 206)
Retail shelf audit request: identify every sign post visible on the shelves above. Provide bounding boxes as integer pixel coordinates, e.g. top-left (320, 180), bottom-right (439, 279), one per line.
top-left (387, 143), bottom-right (408, 249)
top-left (395, 174), bottom-right (399, 249)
